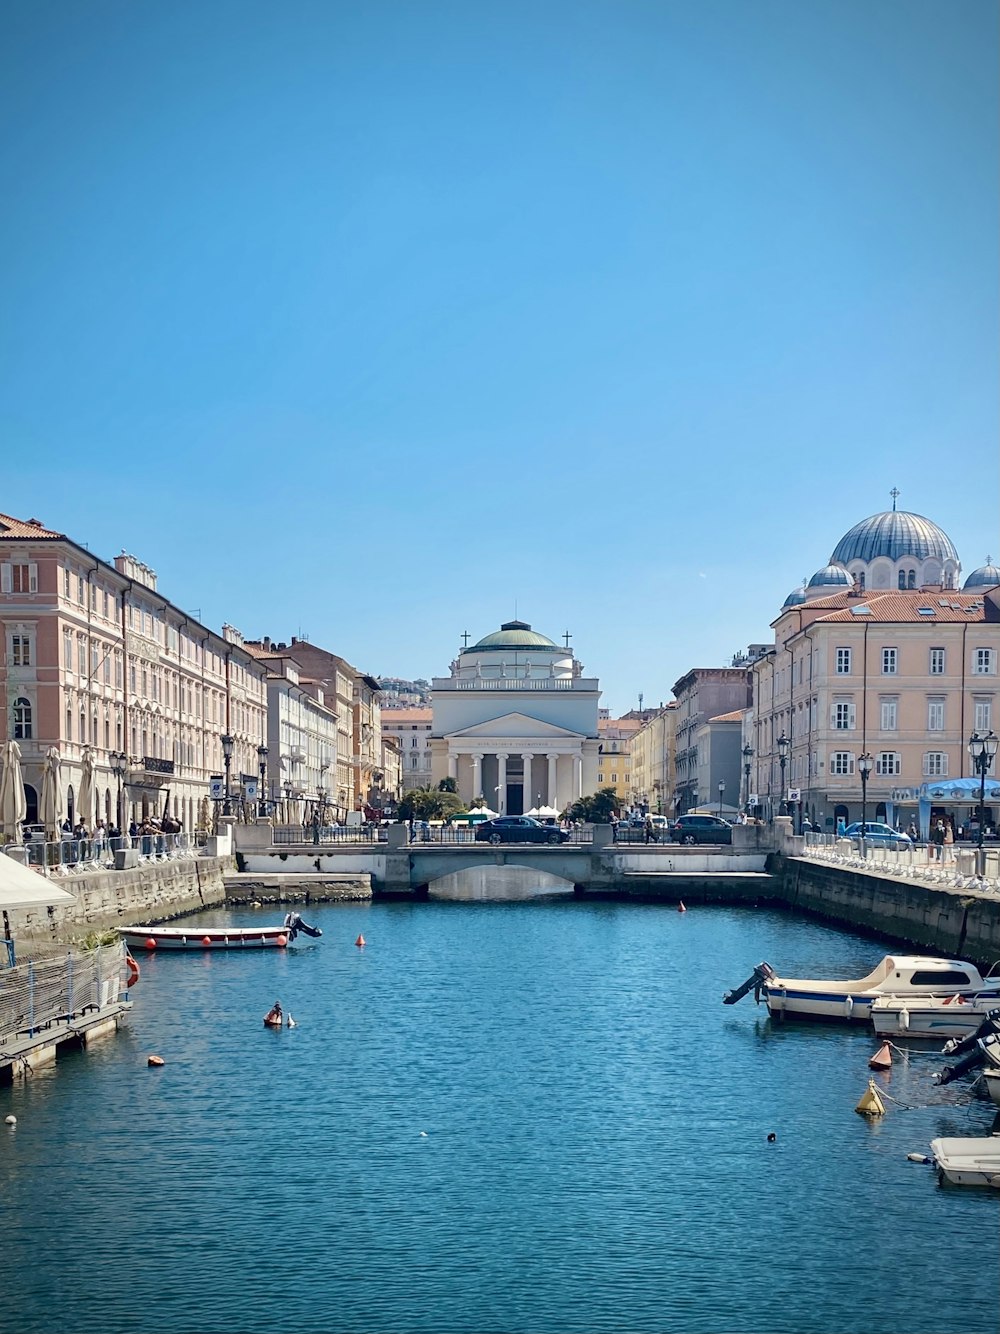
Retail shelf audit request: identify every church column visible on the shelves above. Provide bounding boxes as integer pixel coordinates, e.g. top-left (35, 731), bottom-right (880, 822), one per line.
top-left (471, 753), bottom-right (483, 804)
top-left (522, 753), bottom-right (533, 811)
top-left (573, 754), bottom-right (583, 799)
top-left (547, 753), bottom-right (558, 809)
top-left (497, 753), bottom-right (508, 814)
top-left (448, 753), bottom-right (458, 781)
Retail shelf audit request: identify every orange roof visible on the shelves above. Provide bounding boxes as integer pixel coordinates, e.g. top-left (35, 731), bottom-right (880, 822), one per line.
top-left (381, 707), bottom-right (432, 723)
top-left (0, 512), bottom-right (65, 539)
top-left (806, 591), bottom-right (991, 624)
top-left (709, 709), bottom-right (746, 723)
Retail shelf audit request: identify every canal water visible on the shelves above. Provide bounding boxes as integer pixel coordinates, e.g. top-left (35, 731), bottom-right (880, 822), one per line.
top-left (1, 895), bottom-right (997, 1334)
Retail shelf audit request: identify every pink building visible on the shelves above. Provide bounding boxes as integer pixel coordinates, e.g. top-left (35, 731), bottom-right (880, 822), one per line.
top-left (1, 512), bottom-right (266, 834)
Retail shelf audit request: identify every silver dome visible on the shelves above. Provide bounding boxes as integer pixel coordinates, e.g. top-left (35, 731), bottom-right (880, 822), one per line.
top-left (807, 564), bottom-right (853, 589)
top-left (963, 560), bottom-right (1000, 590)
top-left (830, 511), bottom-right (959, 565)
top-left (782, 588), bottom-right (807, 608)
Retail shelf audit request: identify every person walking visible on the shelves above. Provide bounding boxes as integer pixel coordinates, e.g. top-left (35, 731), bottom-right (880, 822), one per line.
top-left (644, 815), bottom-right (656, 844)
top-left (930, 820), bottom-right (946, 862)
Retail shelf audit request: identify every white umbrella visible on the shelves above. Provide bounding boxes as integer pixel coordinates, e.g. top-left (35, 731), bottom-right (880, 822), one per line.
top-left (77, 748), bottom-right (96, 831)
top-left (469, 804), bottom-right (497, 818)
top-left (39, 747), bottom-right (62, 839)
top-left (0, 740), bottom-right (27, 843)
top-left (0, 853), bottom-right (76, 909)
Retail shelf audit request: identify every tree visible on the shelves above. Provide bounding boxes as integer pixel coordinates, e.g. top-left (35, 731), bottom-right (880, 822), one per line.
top-left (397, 786), bottom-right (466, 822)
top-left (437, 776), bottom-right (458, 793)
top-left (564, 787), bottom-right (619, 824)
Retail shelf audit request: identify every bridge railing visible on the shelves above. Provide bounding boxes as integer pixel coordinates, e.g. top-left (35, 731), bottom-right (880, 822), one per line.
top-left (802, 831), bottom-right (1000, 893)
top-left (268, 823), bottom-right (596, 847)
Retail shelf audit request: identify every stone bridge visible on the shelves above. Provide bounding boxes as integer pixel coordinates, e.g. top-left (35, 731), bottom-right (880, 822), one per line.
top-left (233, 822), bottom-right (776, 896)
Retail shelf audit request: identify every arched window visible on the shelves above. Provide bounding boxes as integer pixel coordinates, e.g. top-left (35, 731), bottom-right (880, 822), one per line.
top-left (13, 697), bottom-right (32, 739)
top-left (898, 570), bottom-right (906, 590)
top-left (858, 572), bottom-right (865, 590)
top-left (907, 570), bottom-right (916, 589)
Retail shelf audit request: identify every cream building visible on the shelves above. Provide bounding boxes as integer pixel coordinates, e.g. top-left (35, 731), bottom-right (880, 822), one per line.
top-left (381, 706), bottom-right (433, 791)
top-left (754, 507), bottom-right (1000, 832)
top-left (430, 620), bottom-right (601, 813)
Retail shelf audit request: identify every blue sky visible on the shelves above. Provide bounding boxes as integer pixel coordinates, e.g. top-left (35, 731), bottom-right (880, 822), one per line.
top-left (2, 0), bottom-right (997, 714)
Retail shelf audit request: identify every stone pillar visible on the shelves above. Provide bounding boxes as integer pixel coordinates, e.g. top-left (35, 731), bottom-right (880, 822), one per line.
top-left (448, 753), bottom-right (458, 781)
top-left (471, 753), bottom-right (483, 804)
top-left (522, 754), bottom-right (533, 811)
top-left (573, 754), bottom-right (583, 798)
top-left (547, 753), bottom-right (558, 808)
top-left (497, 753), bottom-right (508, 814)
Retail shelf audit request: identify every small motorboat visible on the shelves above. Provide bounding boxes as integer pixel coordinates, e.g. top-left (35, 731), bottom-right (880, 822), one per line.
top-left (120, 913), bottom-right (322, 952)
top-left (724, 955), bottom-right (1000, 1023)
top-left (870, 996), bottom-right (1000, 1040)
top-left (980, 1067), bottom-right (1000, 1109)
top-left (929, 1136), bottom-right (1000, 1187)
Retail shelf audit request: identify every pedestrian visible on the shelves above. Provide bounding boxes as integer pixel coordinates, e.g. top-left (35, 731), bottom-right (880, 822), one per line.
top-left (930, 820), bottom-right (946, 861)
top-left (644, 815), bottom-right (655, 844)
top-left (610, 813), bottom-right (619, 843)
top-left (311, 812), bottom-right (321, 846)
top-left (943, 818), bottom-right (955, 862)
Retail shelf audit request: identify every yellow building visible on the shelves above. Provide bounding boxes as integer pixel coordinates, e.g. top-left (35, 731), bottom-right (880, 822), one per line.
top-left (597, 717), bottom-right (641, 810)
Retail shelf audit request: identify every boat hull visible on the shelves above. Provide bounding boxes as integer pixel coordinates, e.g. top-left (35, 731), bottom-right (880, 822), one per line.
top-left (930, 1136), bottom-right (1000, 1187)
top-left (981, 1069), bottom-right (1000, 1109)
top-left (119, 926), bottom-right (289, 951)
top-left (764, 987), bottom-right (876, 1022)
top-left (870, 998), bottom-right (1000, 1039)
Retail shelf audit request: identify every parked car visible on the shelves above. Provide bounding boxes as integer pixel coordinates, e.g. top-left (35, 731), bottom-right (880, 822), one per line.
top-left (668, 814), bottom-right (733, 845)
top-left (474, 816), bottom-right (568, 845)
top-left (842, 822), bottom-right (913, 848)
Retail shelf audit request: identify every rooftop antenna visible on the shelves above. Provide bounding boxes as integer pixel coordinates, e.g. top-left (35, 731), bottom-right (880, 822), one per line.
top-left (890, 486), bottom-right (900, 512)
top-left (639, 692), bottom-right (644, 713)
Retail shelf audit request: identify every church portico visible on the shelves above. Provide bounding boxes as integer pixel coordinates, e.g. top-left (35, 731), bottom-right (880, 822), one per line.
top-left (431, 621), bottom-right (601, 816)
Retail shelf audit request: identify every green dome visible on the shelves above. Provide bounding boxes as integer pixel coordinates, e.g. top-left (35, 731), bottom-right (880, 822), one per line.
top-left (471, 620), bottom-right (558, 651)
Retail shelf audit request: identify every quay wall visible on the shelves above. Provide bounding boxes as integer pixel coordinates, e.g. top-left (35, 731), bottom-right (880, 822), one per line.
top-left (774, 856), bottom-right (1000, 969)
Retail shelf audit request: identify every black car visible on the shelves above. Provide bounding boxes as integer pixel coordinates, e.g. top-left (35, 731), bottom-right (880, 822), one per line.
top-left (474, 816), bottom-right (568, 845)
top-left (668, 814), bottom-right (733, 845)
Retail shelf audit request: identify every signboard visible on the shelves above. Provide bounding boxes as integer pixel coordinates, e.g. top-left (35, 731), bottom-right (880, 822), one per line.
top-left (749, 794), bottom-right (759, 805)
top-left (209, 776), bottom-right (225, 800)
top-left (787, 789), bottom-right (801, 802)
top-left (244, 779), bottom-right (258, 800)
top-left (143, 756), bottom-right (175, 775)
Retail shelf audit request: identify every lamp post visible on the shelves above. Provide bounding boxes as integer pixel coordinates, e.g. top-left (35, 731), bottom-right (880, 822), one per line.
top-left (777, 733), bottom-right (788, 818)
top-left (742, 743), bottom-right (753, 815)
top-left (256, 744), bottom-right (269, 818)
top-left (968, 731), bottom-right (999, 878)
top-left (858, 752), bottom-right (874, 857)
top-left (718, 780), bottom-right (725, 819)
top-left (110, 750), bottom-right (128, 838)
top-left (221, 734), bottom-right (234, 816)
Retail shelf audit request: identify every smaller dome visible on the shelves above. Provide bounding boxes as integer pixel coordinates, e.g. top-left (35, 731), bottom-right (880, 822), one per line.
top-left (964, 559), bottom-right (1000, 590)
top-left (807, 564), bottom-right (853, 589)
top-left (782, 588), bottom-right (807, 608)
top-left (471, 620), bottom-right (558, 651)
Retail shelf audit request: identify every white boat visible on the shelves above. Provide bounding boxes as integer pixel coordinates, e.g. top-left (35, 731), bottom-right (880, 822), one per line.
top-left (981, 1067), bottom-right (1000, 1109)
top-left (724, 955), bottom-right (1000, 1023)
top-left (929, 1136), bottom-right (1000, 1187)
top-left (870, 994), bottom-right (1000, 1039)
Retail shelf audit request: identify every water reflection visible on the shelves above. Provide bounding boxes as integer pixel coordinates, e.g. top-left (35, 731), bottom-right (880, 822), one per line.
top-left (429, 865), bottom-right (574, 900)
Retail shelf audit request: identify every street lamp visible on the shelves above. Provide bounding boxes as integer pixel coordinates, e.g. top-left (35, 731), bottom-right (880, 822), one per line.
top-left (257, 744), bottom-right (269, 818)
top-left (221, 734), bottom-right (234, 816)
top-left (858, 752), bottom-right (874, 857)
top-left (742, 743), bottom-right (753, 814)
top-left (777, 733), bottom-right (788, 817)
top-left (967, 731), bottom-right (999, 877)
top-left (109, 750), bottom-right (128, 837)
top-left (718, 780), bottom-right (725, 818)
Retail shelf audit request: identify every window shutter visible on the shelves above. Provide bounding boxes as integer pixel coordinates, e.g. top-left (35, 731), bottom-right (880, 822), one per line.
top-left (0, 565), bottom-right (11, 593)
top-left (28, 564), bottom-right (37, 593)
top-left (848, 704), bottom-right (856, 729)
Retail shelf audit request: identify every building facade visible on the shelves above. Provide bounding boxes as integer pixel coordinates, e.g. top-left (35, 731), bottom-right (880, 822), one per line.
top-left (671, 667), bottom-right (753, 815)
top-left (430, 620), bottom-right (601, 813)
top-left (381, 706), bottom-right (433, 791)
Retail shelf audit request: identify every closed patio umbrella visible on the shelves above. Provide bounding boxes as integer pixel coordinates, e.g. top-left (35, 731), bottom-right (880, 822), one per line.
top-left (0, 740), bottom-right (27, 844)
top-left (77, 748), bottom-right (96, 831)
top-left (39, 746), bottom-right (62, 840)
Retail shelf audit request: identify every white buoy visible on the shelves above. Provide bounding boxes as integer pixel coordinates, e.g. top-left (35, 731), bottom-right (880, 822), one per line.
top-left (844, 995), bottom-right (854, 1018)
top-left (5, 1115), bottom-right (16, 1126)
top-left (899, 1007), bottom-right (909, 1032)
top-left (419, 1131), bottom-right (428, 1137)
top-left (286, 1015), bottom-right (297, 1028)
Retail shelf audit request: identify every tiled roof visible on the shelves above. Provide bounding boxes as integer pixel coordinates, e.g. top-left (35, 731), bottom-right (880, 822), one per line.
top-left (709, 709), bottom-right (746, 723)
top-left (0, 512), bottom-right (65, 539)
top-left (811, 591), bottom-right (989, 623)
top-left (381, 707), bottom-right (432, 723)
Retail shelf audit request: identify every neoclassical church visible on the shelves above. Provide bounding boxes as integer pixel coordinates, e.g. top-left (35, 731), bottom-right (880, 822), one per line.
top-left (429, 621), bottom-right (601, 813)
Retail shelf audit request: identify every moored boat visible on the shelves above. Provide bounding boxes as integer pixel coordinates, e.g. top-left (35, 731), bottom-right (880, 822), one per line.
top-left (724, 955), bottom-right (1000, 1023)
top-left (981, 1067), bottom-right (1000, 1109)
top-left (929, 1136), bottom-right (1000, 1187)
top-left (119, 913), bottom-right (322, 952)
top-left (870, 996), bottom-right (1000, 1040)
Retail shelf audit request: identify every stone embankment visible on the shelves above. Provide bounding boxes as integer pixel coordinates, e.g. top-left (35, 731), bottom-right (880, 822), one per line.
top-left (224, 872), bottom-right (372, 905)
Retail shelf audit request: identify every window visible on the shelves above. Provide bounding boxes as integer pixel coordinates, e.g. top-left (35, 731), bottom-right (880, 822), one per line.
top-left (832, 701), bottom-right (856, 730)
top-left (1, 562), bottom-right (38, 594)
top-left (835, 647), bottom-right (852, 674)
top-left (881, 647), bottom-right (897, 674)
top-left (974, 700), bottom-right (992, 733)
top-left (12, 697), bottom-right (32, 739)
top-left (63, 568), bottom-right (71, 597)
top-left (611, 773), bottom-right (618, 783)
top-left (11, 634), bottom-right (31, 666)
top-left (598, 773), bottom-right (604, 783)
top-left (858, 572), bottom-right (865, 590)
top-left (876, 752), bottom-right (901, 776)
top-left (103, 590), bottom-right (109, 618)
top-left (927, 698), bottom-right (945, 731)
top-left (879, 699), bottom-right (897, 731)
top-left (77, 576), bottom-right (84, 604)
top-left (830, 752), bottom-right (854, 775)
top-left (923, 752), bottom-right (948, 777)
top-left (63, 629), bottom-right (72, 669)
top-left (77, 636), bottom-right (86, 674)
top-left (929, 648), bottom-right (945, 675)
top-left (129, 663), bottom-right (137, 692)
top-left (973, 648), bottom-right (995, 675)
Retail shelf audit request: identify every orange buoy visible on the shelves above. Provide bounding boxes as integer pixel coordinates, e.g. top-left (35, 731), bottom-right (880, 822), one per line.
top-left (276, 934), bottom-right (288, 947)
top-left (144, 937), bottom-right (157, 951)
top-left (355, 934), bottom-right (366, 948)
top-left (869, 1041), bottom-right (892, 1070)
top-left (125, 954), bottom-right (140, 987)
top-left (201, 935), bottom-right (213, 947)
top-left (147, 1055), bottom-right (165, 1067)
top-left (677, 901), bottom-right (687, 913)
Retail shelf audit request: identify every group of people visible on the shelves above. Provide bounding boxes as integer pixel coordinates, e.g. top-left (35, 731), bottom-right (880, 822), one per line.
top-left (44, 813), bottom-right (185, 860)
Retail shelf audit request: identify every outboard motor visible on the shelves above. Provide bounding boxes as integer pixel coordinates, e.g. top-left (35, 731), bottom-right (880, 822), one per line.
top-left (283, 911), bottom-right (323, 942)
top-left (941, 1008), bottom-right (1000, 1056)
top-left (724, 962), bottom-right (775, 1006)
top-left (937, 1029), bottom-right (1000, 1087)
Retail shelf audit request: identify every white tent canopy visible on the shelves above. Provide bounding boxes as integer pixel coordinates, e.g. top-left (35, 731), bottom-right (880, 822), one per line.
top-left (0, 854), bottom-right (77, 911)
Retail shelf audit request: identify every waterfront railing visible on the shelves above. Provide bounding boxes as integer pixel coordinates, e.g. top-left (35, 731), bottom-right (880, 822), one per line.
top-left (802, 831), bottom-right (1000, 893)
top-left (270, 824), bottom-right (596, 847)
top-left (4, 832), bottom-right (196, 876)
top-left (0, 941), bottom-right (128, 1039)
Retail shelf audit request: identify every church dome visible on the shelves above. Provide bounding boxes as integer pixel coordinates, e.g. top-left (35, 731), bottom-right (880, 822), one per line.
top-left (964, 559), bottom-right (1000, 590)
top-left (472, 620), bottom-right (559, 651)
top-left (830, 511), bottom-right (958, 565)
top-left (782, 588), bottom-right (807, 608)
top-left (807, 564), bottom-right (853, 589)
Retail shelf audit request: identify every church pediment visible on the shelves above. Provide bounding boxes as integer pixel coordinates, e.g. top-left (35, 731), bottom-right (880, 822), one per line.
top-left (447, 712), bottom-right (585, 741)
